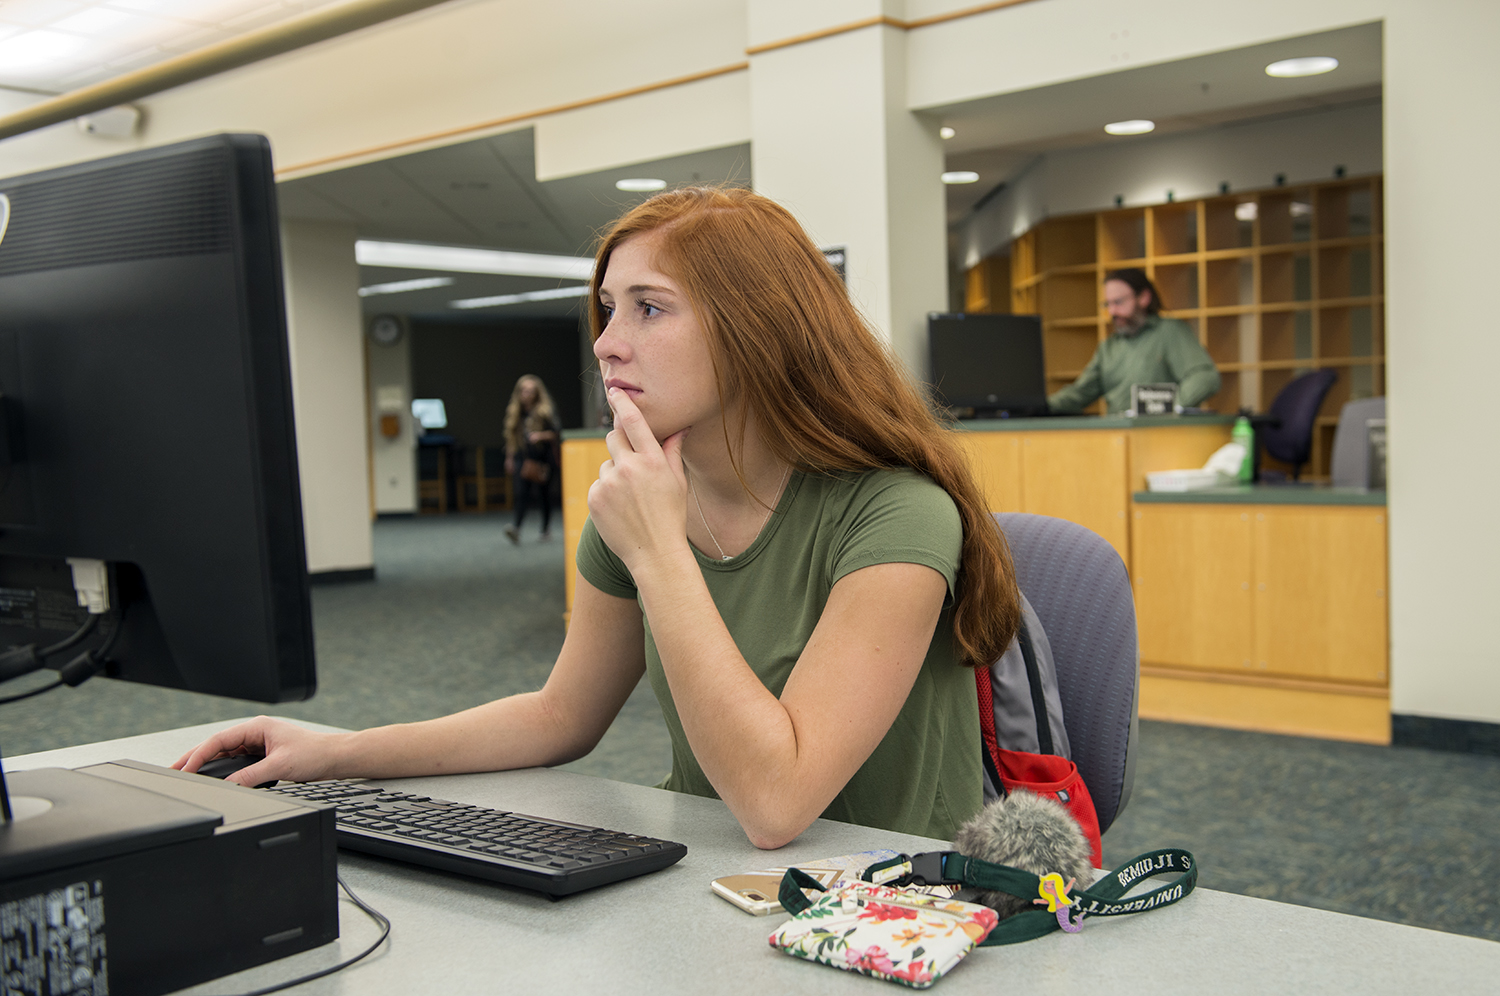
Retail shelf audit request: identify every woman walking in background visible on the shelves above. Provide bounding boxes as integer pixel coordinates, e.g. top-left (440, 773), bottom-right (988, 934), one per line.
top-left (504, 374), bottom-right (560, 543)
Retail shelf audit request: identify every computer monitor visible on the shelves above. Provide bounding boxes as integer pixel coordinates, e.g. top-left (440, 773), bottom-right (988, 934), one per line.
top-left (927, 312), bottom-right (1048, 417)
top-left (0, 133), bottom-right (315, 705)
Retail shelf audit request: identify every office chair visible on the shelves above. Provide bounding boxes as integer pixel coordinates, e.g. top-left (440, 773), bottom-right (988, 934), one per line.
top-left (995, 513), bottom-right (1138, 835)
top-left (1330, 396), bottom-right (1386, 488)
top-left (1250, 369), bottom-right (1338, 481)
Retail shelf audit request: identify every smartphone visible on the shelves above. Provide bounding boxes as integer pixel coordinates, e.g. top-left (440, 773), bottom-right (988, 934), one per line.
top-left (711, 867), bottom-right (846, 916)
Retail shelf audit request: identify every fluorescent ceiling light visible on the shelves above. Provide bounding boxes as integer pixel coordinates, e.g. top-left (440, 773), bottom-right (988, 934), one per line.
top-left (941, 171), bottom-right (980, 184)
top-left (939, 126), bottom-right (956, 139)
top-left (358, 276), bottom-right (455, 297)
top-left (449, 285), bottom-right (592, 310)
top-left (1265, 56), bottom-right (1339, 78)
top-left (356, 240), bottom-right (593, 280)
top-left (1105, 120), bottom-right (1155, 136)
top-left (616, 178), bottom-right (667, 192)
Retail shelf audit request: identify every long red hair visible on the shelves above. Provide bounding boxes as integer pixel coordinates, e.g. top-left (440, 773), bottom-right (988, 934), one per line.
top-left (588, 187), bottom-right (1019, 667)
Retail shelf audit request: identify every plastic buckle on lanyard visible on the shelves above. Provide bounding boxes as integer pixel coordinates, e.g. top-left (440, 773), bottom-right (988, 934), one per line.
top-left (899, 852), bottom-right (963, 888)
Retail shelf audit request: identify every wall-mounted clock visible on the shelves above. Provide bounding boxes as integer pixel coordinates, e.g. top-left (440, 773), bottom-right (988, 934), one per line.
top-left (369, 314), bottom-right (403, 346)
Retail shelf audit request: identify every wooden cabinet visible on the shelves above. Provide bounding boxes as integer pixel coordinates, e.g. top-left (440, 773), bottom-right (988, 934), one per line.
top-left (1251, 507), bottom-right (1388, 684)
top-left (561, 435), bottom-right (609, 621)
top-left (1132, 500), bottom-right (1389, 743)
top-left (1021, 431), bottom-right (1129, 560)
top-left (985, 175), bottom-right (1385, 478)
top-left (1133, 505), bottom-right (1255, 672)
top-left (954, 420), bottom-right (1232, 566)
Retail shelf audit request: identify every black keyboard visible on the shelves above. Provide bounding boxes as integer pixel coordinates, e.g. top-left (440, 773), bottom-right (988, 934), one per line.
top-left (268, 780), bottom-right (687, 896)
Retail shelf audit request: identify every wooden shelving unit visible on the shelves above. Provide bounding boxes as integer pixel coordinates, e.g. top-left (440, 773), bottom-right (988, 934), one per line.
top-left (968, 176), bottom-right (1385, 478)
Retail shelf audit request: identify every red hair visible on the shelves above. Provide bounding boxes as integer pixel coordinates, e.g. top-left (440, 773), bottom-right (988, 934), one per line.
top-left (589, 187), bottom-right (1019, 667)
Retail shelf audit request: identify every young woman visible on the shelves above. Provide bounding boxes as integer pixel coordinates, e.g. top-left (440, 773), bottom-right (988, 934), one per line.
top-left (176, 188), bottom-right (1020, 849)
top-left (503, 374), bottom-right (560, 543)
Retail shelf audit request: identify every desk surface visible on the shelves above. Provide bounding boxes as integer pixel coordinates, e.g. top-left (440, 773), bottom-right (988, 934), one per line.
top-left (10, 720), bottom-right (1496, 995)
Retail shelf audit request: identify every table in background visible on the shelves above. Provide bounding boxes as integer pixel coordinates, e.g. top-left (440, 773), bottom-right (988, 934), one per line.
top-left (9, 721), bottom-right (1496, 995)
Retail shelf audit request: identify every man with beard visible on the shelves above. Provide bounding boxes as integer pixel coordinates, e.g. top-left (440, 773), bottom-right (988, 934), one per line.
top-left (1047, 268), bottom-right (1220, 414)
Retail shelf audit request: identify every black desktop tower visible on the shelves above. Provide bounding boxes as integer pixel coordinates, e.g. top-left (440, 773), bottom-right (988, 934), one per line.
top-left (0, 761), bottom-right (338, 996)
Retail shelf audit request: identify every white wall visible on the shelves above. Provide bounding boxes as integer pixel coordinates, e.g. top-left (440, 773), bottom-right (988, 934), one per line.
top-left (1381, 0), bottom-right (1500, 725)
top-left (749, 3), bottom-right (947, 376)
top-left (366, 326), bottom-right (418, 515)
top-left (958, 100), bottom-right (1383, 267)
top-left (281, 219), bottom-right (374, 573)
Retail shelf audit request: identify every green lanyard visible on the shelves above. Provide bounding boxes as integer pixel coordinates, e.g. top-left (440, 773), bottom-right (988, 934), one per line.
top-left (779, 848), bottom-right (1197, 946)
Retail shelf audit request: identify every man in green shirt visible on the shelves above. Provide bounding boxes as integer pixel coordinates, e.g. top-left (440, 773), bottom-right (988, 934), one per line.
top-left (1048, 268), bottom-right (1221, 414)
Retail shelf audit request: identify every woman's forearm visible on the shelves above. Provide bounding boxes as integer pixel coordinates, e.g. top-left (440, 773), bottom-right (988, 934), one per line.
top-left (332, 690), bottom-right (592, 779)
top-left (631, 551), bottom-right (817, 847)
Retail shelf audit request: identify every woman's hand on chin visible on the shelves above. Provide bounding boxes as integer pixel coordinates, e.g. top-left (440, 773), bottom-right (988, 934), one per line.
top-left (589, 387), bottom-right (691, 575)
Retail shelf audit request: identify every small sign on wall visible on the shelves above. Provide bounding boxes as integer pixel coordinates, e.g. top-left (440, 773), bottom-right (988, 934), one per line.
top-left (821, 246), bottom-right (847, 284)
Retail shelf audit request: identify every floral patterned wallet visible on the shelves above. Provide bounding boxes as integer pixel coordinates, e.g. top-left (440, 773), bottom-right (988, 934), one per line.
top-left (767, 881), bottom-right (998, 988)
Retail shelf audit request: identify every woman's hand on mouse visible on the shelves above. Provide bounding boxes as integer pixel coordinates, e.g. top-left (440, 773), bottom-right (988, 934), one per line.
top-left (588, 387), bottom-right (691, 575)
top-left (173, 716), bottom-right (345, 787)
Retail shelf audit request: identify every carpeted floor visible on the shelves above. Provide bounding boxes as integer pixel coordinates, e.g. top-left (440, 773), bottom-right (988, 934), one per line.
top-left (5, 514), bottom-right (1496, 942)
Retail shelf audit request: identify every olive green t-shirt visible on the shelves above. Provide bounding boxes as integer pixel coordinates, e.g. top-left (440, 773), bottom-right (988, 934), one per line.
top-left (575, 467), bottom-right (982, 840)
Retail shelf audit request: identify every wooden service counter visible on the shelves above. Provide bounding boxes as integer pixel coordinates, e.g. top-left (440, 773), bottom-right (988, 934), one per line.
top-left (951, 414), bottom-right (1234, 563)
top-left (561, 415), bottom-right (1232, 616)
top-left (1132, 487), bottom-right (1389, 744)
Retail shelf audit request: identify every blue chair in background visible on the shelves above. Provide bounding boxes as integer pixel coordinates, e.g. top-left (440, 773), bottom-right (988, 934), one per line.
top-left (1251, 369), bottom-right (1338, 481)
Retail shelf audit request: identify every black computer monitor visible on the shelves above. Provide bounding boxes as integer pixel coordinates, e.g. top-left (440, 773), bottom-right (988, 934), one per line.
top-left (927, 312), bottom-right (1048, 417)
top-left (0, 134), bottom-right (315, 704)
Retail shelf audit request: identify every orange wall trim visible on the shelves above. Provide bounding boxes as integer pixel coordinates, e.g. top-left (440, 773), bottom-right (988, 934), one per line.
top-left (745, 0), bottom-right (1043, 57)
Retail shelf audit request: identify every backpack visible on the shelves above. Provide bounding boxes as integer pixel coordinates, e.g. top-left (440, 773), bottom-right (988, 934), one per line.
top-left (975, 592), bottom-right (1103, 865)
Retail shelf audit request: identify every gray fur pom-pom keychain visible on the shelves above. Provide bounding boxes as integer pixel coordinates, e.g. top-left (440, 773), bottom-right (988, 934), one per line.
top-left (952, 790), bottom-right (1094, 918)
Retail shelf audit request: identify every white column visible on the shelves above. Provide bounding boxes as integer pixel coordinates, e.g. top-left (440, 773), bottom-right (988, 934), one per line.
top-left (367, 324), bottom-right (418, 515)
top-left (747, 1), bottom-right (948, 380)
top-left (280, 219), bottom-right (375, 574)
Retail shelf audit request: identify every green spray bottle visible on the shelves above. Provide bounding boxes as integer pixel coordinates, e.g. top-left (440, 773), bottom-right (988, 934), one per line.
top-left (1232, 416), bottom-right (1254, 483)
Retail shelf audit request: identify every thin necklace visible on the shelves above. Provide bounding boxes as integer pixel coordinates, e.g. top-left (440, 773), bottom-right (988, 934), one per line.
top-left (689, 463), bottom-right (791, 561)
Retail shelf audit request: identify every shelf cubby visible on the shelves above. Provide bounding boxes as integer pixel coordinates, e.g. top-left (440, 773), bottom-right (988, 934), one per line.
top-left (971, 174), bottom-right (1385, 479)
top-left (1100, 210), bottom-right (1146, 263)
top-left (1154, 262), bottom-right (1199, 311)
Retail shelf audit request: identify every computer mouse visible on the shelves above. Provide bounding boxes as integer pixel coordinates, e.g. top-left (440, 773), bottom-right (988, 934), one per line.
top-left (196, 752), bottom-right (277, 788)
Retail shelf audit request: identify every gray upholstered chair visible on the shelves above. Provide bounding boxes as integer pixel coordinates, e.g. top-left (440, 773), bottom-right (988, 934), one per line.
top-left (995, 513), bottom-right (1139, 835)
top-left (1330, 396), bottom-right (1386, 488)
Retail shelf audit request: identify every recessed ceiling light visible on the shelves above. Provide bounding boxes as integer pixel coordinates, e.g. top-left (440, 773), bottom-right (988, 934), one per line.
top-left (358, 276), bottom-right (455, 298)
top-left (1105, 120), bottom-right (1155, 136)
top-left (1265, 56), bottom-right (1339, 78)
top-left (450, 285), bottom-right (593, 310)
top-left (941, 171), bottom-right (980, 184)
top-left (355, 241), bottom-right (593, 280)
top-left (615, 178), bottom-right (667, 192)
top-left (939, 126), bottom-right (955, 139)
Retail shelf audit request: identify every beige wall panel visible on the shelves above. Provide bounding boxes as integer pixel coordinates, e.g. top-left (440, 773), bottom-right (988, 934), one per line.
top-left (1140, 673), bottom-right (1390, 745)
top-left (953, 432), bottom-right (1022, 513)
top-left (1133, 505), bottom-right (1253, 671)
top-left (281, 219), bottom-right (373, 573)
top-left (1020, 431), bottom-right (1128, 559)
top-left (1127, 424), bottom-right (1234, 493)
top-left (1253, 507), bottom-right (1389, 684)
top-left (562, 437), bottom-right (610, 615)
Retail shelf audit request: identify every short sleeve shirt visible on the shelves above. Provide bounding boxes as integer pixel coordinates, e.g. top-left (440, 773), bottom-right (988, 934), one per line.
top-left (575, 467), bottom-right (983, 840)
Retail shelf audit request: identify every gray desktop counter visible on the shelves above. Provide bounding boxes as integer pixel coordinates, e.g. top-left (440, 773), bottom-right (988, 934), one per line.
top-left (12, 721), bottom-right (1495, 994)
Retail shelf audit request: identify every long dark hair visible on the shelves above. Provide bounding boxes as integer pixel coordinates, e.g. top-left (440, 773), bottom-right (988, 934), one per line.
top-left (588, 187), bottom-right (1020, 668)
top-left (1105, 268), bottom-right (1163, 314)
